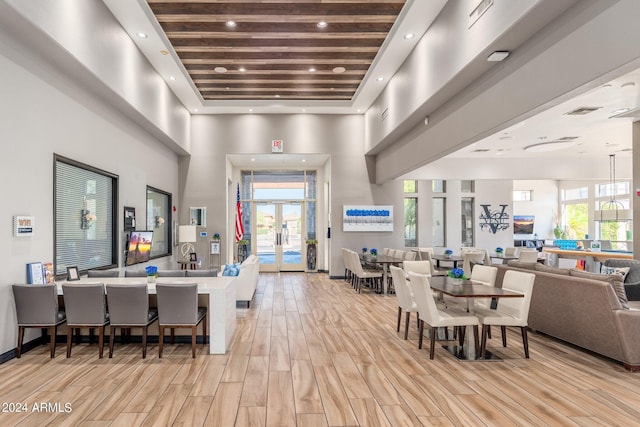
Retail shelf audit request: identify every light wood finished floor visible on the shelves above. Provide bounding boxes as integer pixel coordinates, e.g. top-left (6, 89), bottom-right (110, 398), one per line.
top-left (2, 273), bottom-right (640, 426)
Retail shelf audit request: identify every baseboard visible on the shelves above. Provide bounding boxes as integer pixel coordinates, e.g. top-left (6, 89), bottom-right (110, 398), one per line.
top-left (329, 275), bottom-right (346, 280)
top-left (0, 335), bottom-right (48, 364)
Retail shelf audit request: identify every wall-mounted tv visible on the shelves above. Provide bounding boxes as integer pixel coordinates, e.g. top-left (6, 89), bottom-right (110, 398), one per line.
top-left (513, 215), bottom-right (535, 234)
top-left (125, 230), bottom-right (154, 266)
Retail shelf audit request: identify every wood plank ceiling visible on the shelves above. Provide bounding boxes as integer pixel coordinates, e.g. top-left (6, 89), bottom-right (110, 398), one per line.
top-left (147, 1), bottom-right (407, 101)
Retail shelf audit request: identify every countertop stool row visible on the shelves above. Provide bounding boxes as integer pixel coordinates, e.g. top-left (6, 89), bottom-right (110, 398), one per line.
top-left (12, 279), bottom-right (208, 359)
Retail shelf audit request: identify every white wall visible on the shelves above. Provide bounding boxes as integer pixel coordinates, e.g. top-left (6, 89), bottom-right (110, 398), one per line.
top-left (514, 180), bottom-right (558, 239)
top-left (0, 52), bottom-right (180, 355)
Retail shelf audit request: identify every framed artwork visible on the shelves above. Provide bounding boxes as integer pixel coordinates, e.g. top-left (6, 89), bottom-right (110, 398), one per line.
top-left (343, 205), bottom-right (393, 232)
top-left (124, 206), bottom-right (136, 231)
top-left (189, 252), bottom-right (198, 262)
top-left (66, 266), bottom-right (80, 281)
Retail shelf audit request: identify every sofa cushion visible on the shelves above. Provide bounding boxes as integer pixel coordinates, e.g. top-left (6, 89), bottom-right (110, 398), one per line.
top-left (601, 266), bottom-right (630, 281)
top-left (535, 263), bottom-right (570, 275)
top-left (222, 264), bottom-right (240, 277)
top-left (569, 269), bottom-right (628, 309)
top-left (506, 260), bottom-right (537, 270)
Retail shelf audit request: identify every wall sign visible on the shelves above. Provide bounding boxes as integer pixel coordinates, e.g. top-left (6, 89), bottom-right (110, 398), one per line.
top-left (479, 204), bottom-right (510, 234)
top-left (272, 139), bottom-right (283, 153)
top-left (14, 215), bottom-right (35, 237)
top-left (343, 205), bottom-right (393, 232)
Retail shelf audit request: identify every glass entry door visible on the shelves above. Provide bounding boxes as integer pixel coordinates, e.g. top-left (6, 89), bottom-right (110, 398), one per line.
top-left (255, 202), bottom-right (304, 272)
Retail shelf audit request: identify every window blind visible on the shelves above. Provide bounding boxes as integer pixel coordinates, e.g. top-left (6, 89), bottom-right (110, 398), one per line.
top-left (55, 157), bottom-right (117, 275)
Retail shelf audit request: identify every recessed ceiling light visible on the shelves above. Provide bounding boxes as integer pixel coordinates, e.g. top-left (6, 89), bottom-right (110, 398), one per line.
top-left (225, 87), bottom-right (230, 90)
top-left (317, 21), bottom-right (328, 28)
top-left (403, 33), bottom-right (415, 39)
top-left (275, 95), bottom-right (280, 98)
top-left (332, 66), bottom-right (346, 74)
top-left (193, 108), bottom-right (198, 112)
top-left (357, 109), bottom-right (362, 112)
top-left (602, 84), bottom-right (613, 89)
top-left (160, 50), bottom-right (169, 55)
top-left (487, 51), bottom-right (510, 62)
top-left (376, 77), bottom-right (384, 82)
top-left (249, 108), bottom-right (253, 112)
top-left (302, 159), bottom-right (307, 163)
top-left (136, 32), bottom-right (148, 39)
top-left (226, 21), bottom-right (236, 28)
top-left (250, 158), bottom-right (255, 162)
top-left (308, 67), bottom-right (316, 72)
top-left (238, 67), bottom-right (246, 72)
top-left (214, 66), bottom-right (227, 73)
top-left (169, 76), bottom-right (176, 81)
top-left (302, 109), bottom-right (307, 112)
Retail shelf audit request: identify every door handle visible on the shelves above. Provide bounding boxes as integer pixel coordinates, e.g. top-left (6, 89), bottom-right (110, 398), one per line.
top-left (276, 233), bottom-right (282, 245)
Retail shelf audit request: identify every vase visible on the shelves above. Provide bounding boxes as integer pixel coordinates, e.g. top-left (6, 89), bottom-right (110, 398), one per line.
top-left (446, 277), bottom-right (463, 286)
top-left (147, 275), bottom-right (157, 284)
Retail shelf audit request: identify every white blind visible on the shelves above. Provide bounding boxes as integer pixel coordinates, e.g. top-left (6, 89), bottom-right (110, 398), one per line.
top-left (55, 158), bottom-right (116, 275)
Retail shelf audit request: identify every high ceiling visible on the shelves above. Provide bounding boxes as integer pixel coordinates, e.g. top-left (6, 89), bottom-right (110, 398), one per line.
top-left (147, 0), bottom-right (405, 102)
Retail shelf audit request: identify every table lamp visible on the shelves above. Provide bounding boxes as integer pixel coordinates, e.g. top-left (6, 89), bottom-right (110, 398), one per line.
top-left (178, 225), bottom-right (197, 261)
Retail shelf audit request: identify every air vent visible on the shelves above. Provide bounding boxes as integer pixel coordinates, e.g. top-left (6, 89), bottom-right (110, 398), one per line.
top-left (471, 149), bottom-right (490, 153)
top-left (565, 107), bottom-right (601, 116)
top-left (556, 136), bottom-right (579, 141)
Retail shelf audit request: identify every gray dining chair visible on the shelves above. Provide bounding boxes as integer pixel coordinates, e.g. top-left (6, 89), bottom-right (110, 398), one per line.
top-left (106, 284), bottom-right (158, 358)
top-left (124, 270), bottom-right (147, 277)
top-left (156, 283), bottom-right (207, 358)
top-left (186, 269), bottom-right (218, 277)
top-left (62, 283), bottom-right (110, 358)
top-left (87, 269), bottom-right (120, 278)
top-left (157, 270), bottom-right (187, 277)
top-left (12, 284), bottom-right (66, 358)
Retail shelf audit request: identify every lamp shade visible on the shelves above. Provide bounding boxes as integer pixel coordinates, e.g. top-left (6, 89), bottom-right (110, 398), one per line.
top-left (178, 225), bottom-right (197, 243)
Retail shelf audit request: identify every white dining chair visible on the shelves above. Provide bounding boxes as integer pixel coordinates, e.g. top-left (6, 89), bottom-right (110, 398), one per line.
top-left (470, 265), bottom-right (499, 310)
top-left (409, 272), bottom-right (480, 360)
top-left (475, 270), bottom-right (536, 359)
top-left (390, 265), bottom-right (418, 339)
top-left (518, 249), bottom-right (539, 263)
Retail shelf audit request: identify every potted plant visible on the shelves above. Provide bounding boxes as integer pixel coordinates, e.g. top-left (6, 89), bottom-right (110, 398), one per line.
top-left (444, 249), bottom-right (453, 259)
top-left (370, 248), bottom-right (378, 260)
top-left (212, 232), bottom-right (221, 241)
top-left (446, 267), bottom-right (466, 285)
top-left (145, 265), bottom-right (158, 284)
top-left (495, 247), bottom-right (504, 256)
top-left (306, 239), bottom-right (318, 271)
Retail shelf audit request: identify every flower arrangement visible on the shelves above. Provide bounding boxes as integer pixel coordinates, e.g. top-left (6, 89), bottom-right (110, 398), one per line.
top-left (447, 268), bottom-right (467, 279)
top-left (213, 233), bottom-right (221, 240)
top-left (495, 247), bottom-right (504, 253)
top-left (370, 248), bottom-right (378, 256)
top-left (145, 265), bottom-right (158, 277)
top-left (444, 249), bottom-right (453, 255)
top-left (362, 247), bottom-right (368, 254)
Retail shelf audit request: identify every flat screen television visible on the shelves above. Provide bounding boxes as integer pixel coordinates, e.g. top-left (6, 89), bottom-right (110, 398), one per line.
top-left (125, 230), bottom-right (154, 266)
top-left (513, 215), bottom-right (535, 234)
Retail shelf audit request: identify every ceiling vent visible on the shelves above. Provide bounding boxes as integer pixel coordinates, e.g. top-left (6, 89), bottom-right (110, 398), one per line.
top-left (565, 107), bottom-right (601, 116)
top-left (556, 136), bottom-right (579, 141)
top-left (471, 149), bottom-right (490, 153)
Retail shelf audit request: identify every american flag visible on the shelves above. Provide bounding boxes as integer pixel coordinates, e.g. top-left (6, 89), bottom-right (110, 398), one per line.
top-left (235, 183), bottom-right (244, 242)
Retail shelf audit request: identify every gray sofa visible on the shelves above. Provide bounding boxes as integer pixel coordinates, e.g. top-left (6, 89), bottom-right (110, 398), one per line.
top-left (495, 263), bottom-right (640, 371)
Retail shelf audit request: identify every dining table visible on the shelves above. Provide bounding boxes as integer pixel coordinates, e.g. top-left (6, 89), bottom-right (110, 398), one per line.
top-left (428, 276), bottom-right (524, 361)
top-left (431, 254), bottom-right (464, 269)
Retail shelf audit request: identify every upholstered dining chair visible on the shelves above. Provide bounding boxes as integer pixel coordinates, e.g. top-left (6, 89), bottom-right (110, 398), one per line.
top-left (156, 283), bottom-right (207, 358)
top-left (390, 265), bottom-right (418, 339)
top-left (186, 269), bottom-right (218, 277)
top-left (12, 284), bottom-right (66, 358)
top-left (462, 251), bottom-right (486, 275)
top-left (504, 247), bottom-right (518, 257)
top-left (470, 265), bottom-right (499, 310)
top-left (158, 270), bottom-right (187, 277)
top-left (408, 272), bottom-right (480, 359)
top-left (62, 283), bottom-right (110, 358)
top-left (124, 270), bottom-right (147, 277)
top-left (105, 284), bottom-right (158, 358)
top-left (350, 250), bottom-right (383, 293)
top-left (518, 249), bottom-right (539, 263)
top-left (402, 260), bottom-right (432, 276)
top-left (87, 269), bottom-right (120, 278)
top-left (475, 270), bottom-right (536, 359)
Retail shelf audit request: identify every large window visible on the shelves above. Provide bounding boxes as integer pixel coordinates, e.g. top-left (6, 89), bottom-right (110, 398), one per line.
top-left (404, 180), bottom-right (417, 247)
top-left (54, 155), bottom-right (117, 275)
top-left (146, 186), bottom-right (172, 258)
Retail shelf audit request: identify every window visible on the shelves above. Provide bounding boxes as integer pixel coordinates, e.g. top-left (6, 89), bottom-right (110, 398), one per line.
top-left (562, 187), bottom-right (588, 201)
top-left (513, 190), bottom-right (533, 201)
top-left (432, 180), bottom-right (445, 193)
top-left (564, 203), bottom-right (588, 239)
top-left (146, 186), bottom-right (172, 258)
top-left (432, 197), bottom-right (446, 246)
top-left (596, 181), bottom-right (629, 198)
top-left (461, 180), bottom-right (475, 193)
top-left (461, 197), bottom-right (474, 247)
top-left (54, 155), bottom-right (117, 276)
top-left (404, 180), bottom-right (418, 247)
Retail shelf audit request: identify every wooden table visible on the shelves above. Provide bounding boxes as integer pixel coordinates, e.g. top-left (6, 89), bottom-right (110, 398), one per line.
top-left (429, 276), bottom-right (524, 361)
top-left (543, 248), bottom-right (633, 272)
top-left (56, 276), bottom-right (237, 354)
top-left (431, 254), bottom-right (464, 269)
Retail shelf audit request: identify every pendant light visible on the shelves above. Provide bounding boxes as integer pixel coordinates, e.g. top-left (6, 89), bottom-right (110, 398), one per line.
top-left (598, 154), bottom-right (625, 221)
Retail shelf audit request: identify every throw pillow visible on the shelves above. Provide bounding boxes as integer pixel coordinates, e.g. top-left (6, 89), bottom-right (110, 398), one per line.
top-left (569, 269), bottom-right (629, 309)
top-left (601, 266), bottom-right (630, 282)
top-left (222, 264), bottom-right (240, 277)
